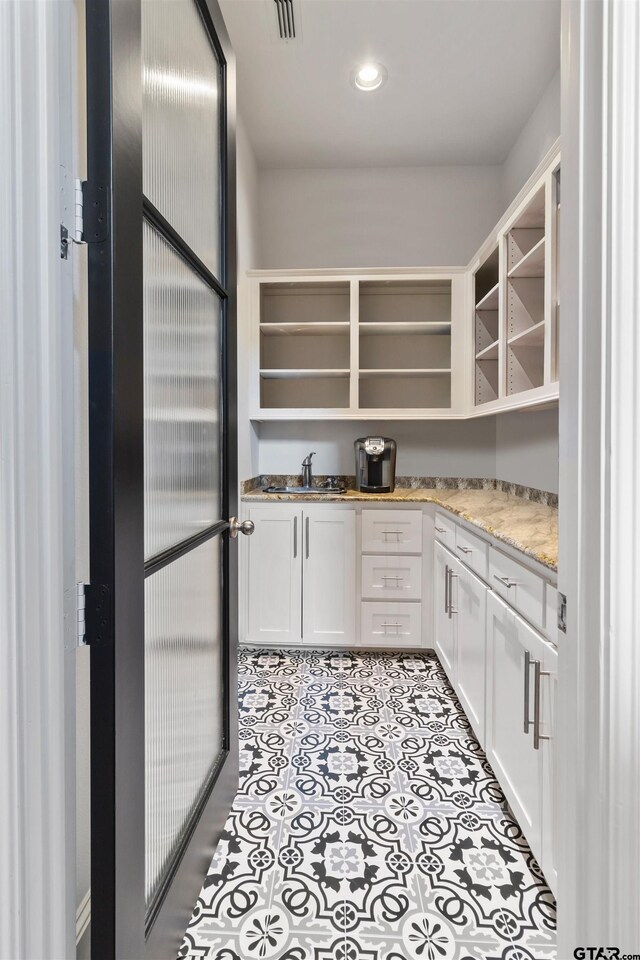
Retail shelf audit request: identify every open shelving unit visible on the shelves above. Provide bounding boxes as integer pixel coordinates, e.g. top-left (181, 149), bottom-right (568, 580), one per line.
top-left (473, 247), bottom-right (500, 405)
top-left (358, 280), bottom-right (452, 411)
top-left (472, 150), bottom-right (561, 412)
top-left (258, 281), bottom-right (352, 409)
top-left (246, 143), bottom-right (560, 420)
top-left (250, 272), bottom-right (461, 418)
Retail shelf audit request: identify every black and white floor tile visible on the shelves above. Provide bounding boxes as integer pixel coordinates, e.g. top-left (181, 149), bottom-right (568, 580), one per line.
top-left (179, 650), bottom-right (556, 960)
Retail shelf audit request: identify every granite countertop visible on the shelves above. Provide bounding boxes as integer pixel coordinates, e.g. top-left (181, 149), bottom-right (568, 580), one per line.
top-left (241, 481), bottom-right (558, 572)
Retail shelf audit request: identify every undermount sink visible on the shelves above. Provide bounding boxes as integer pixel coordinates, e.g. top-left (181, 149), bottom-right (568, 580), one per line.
top-left (263, 485), bottom-right (346, 495)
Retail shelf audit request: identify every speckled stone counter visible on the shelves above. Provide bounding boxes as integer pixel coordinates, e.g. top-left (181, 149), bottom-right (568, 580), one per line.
top-left (241, 480), bottom-right (558, 572)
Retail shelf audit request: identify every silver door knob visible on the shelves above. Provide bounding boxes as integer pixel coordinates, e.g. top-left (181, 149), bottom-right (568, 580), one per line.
top-left (229, 517), bottom-right (255, 538)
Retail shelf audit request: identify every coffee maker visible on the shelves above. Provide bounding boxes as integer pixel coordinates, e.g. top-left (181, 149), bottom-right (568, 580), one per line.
top-left (354, 437), bottom-right (397, 493)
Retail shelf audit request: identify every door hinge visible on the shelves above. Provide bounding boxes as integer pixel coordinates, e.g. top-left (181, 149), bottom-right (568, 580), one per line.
top-left (557, 592), bottom-right (567, 634)
top-left (60, 179), bottom-right (109, 259)
top-left (77, 582), bottom-right (88, 646)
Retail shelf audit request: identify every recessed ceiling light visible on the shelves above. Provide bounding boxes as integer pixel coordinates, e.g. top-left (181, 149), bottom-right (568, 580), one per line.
top-left (352, 61), bottom-right (387, 92)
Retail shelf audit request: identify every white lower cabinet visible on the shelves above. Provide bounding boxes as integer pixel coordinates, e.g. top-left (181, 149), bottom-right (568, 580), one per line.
top-left (303, 509), bottom-right (356, 644)
top-left (454, 558), bottom-right (488, 746)
top-left (361, 600), bottom-right (421, 646)
top-left (486, 590), bottom-right (557, 887)
top-left (247, 505), bottom-right (356, 646)
top-left (434, 541), bottom-right (456, 677)
top-left (434, 542), bottom-right (487, 745)
top-left (247, 506), bottom-right (302, 645)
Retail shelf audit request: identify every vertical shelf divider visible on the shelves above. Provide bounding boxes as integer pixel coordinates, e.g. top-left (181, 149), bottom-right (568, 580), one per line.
top-left (350, 279), bottom-right (359, 412)
top-left (498, 232), bottom-right (507, 400)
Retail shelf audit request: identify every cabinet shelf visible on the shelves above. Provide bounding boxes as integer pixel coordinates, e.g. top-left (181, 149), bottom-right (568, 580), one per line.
top-left (260, 322), bottom-right (350, 336)
top-left (358, 321), bottom-right (451, 335)
top-left (260, 369), bottom-right (350, 379)
top-left (359, 368), bottom-right (451, 379)
top-left (508, 321), bottom-right (545, 347)
top-left (508, 237), bottom-right (545, 279)
top-left (476, 340), bottom-right (499, 361)
top-left (475, 282), bottom-right (500, 311)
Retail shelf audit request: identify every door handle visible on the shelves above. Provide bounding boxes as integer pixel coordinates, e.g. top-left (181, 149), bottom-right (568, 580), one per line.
top-left (533, 659), bottom-right (551, 750)
top-left (444, 564), bottom-right (449, 613)
top-left (228, 517), bottom-right (255, 538)
top-left (305, 516), bottom-right (310, 559)
top-left (293, 516), bottom-right (297, 558)
top-left (523, 650), bottom-right (532, 734)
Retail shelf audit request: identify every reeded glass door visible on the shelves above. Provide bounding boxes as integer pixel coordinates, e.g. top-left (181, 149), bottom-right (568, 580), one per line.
top-left (87, 1), bottom-right (238, 957)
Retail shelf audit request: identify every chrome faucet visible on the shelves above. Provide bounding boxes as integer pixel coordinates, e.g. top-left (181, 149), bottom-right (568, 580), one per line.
top-left (301, 452), bottom-right (316, 488)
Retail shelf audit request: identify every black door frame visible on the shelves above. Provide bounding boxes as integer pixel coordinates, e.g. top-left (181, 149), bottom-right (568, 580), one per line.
top-left (86, 1), bottom-right (237, 956)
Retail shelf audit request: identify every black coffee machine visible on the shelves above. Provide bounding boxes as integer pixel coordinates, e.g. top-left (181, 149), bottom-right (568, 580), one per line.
top-left (354, 437), bottom-right (397, 493)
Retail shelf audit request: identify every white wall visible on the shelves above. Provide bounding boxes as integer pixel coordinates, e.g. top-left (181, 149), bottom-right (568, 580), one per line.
top-left (237, 115), bottom-right (260, 275)
top-left (495, 408), bottom-right (559, 493)
top-left (258, 165), bottom-right (504, 269)
top-left (236, 116), bottom-right (262, 483)
top-left (257, 419), bottom-right (497, 480)
top-left (502, 68), bottom-right (561, 207)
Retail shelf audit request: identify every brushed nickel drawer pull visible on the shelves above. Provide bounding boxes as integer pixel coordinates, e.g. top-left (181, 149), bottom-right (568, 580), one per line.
top-left (381, 622), bottom-right (403, 628)
top-left (435, 525), bottom-right (446, 534)
top-left (494, 574), bottom-right (519, 588)
top-left (381, 575), bottom-right (403, 581)
top-left (533, 659), bottom-right (551, 750)
top-left (447, 567), bottom-right (458, 618)
top-left (457, 545), bottom-right (473, 554)
top-left (523, 651), bottom-right (532, 734)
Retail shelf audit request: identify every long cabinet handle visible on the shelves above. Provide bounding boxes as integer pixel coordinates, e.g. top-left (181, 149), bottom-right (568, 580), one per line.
top-left (381, 575), bottom-right (403, 581)
top-left (381, 622), bottom-right (403, 628)
top-left (447, 567), bottom-right (458, 618)
top-left (444, 564), bottom-right (450, 613)
top-left (293, 516), bottom-right (298, 558)
top-left (305, 516), bottom-right (310, 559)
top-left (533, 659), bottom-right (551, 750)
top-left (381, 529), bottom-right (403, 536)
top-left (523, 651), bottom-right (532, 734)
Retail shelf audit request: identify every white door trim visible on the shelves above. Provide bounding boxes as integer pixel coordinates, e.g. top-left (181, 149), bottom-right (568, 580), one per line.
top-left (558, 0), bottom-right (640, 951)
top-left (0, 2), bottom-right (77, 956)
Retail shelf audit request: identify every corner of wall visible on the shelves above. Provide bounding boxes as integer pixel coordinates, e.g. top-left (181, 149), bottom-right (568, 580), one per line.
top-left (501, 67), bottom-right (561, 208)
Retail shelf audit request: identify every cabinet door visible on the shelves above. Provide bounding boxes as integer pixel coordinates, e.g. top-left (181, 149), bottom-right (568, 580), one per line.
top-left (485, 591), bottom-right (545, 865)
top-left (247, 506), bottom-right (302, 644)
top-left (434, 541), bottom-right (456, 681)
top-left (540, 640), bottom-right (557, 893)
top-left (303, 509), bottom-right (356, 645)
top-left (455, 560), bottom-right (488, 746)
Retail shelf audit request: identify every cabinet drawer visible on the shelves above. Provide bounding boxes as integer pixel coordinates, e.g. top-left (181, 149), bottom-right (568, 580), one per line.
top-left (360, 601), bottom-right (422, 647)
top-left (361, 555), bottom-right (422, 601)
top-left (489, 548), bottom-right (545, 633)
top-left (361, 510), bottom-right (423, 554)
top-left (454, 524), bottom-right (489, 580)
top-left (434, 510), bottom-right (457, 549)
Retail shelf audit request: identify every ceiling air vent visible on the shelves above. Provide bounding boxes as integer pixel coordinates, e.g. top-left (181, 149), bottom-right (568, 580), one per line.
top-left (272, 0), bottom-right (297, 41)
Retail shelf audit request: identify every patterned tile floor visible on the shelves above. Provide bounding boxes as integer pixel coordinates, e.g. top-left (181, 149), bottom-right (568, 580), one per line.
top-left (179, 650), bottom-right (556, 960)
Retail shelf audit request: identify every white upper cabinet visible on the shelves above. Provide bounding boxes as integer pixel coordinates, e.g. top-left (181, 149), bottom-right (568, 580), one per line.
top-left (243, 144), bottom-right (560, 421)
top-left (472, 149), bottom-right (561, 414)
top-left (247, 271), bottom-right (467, 420)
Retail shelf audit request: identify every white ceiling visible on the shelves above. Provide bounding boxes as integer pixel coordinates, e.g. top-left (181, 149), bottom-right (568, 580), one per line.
top-left (220, 0), bottom-right (560, 169)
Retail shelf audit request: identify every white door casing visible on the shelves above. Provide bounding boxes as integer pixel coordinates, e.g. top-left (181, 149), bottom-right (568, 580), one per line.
top-left (558, 0), bottom-right (640, 950)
